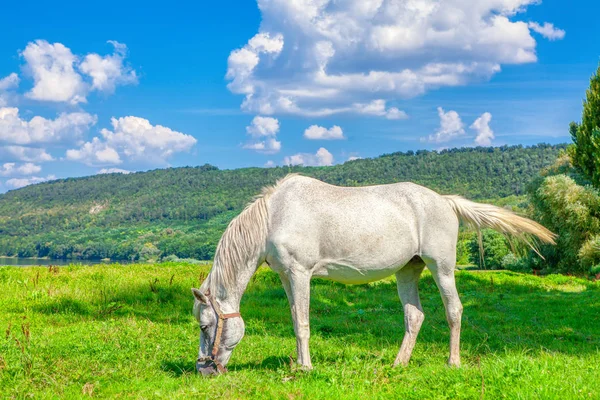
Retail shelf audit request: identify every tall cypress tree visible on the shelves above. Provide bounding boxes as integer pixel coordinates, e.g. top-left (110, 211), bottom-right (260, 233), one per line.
top-left (572, 64), bottom-right (600, 187)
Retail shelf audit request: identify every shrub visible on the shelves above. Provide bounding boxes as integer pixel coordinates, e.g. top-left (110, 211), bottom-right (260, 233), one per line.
top-left (468, 229), bottom-right (511, 269)
top-left (529, 173), bottom-right (600, 273)
top-left (501, 253), bottom-right (530, 272)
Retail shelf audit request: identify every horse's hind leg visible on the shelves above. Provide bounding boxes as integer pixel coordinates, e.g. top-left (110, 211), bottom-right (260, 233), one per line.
top-left (393, 257), bottom-right (426, 367)
top-left (424, 254), bottom-right (463, 367)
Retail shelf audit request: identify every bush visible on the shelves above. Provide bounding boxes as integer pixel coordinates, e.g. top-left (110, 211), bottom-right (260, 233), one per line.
top-left (468, 229), bottom-right (511, 269)
top-left (529, 172), bottom-right (600, 273)
top-left (501, 253), bottom-right (530, 272)
top-left (160, 254), bottom-right (206, 265)
top-left (139, 243), bottom-right (161, 262)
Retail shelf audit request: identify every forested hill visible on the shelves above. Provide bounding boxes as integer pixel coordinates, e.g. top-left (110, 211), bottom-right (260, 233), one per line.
top-left (0, 144), bottom-right (565, 261)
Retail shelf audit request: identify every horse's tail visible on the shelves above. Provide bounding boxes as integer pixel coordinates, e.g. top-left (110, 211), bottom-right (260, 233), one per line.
top-left (443, 195), bottom-right (556, 255)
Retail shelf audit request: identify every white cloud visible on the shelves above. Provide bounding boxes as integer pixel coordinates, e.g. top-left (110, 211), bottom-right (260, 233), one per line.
top-left (304, 125), bottom-right (344, 140)
top-left (385, 107), bottom-right (409, 120)
top-left (101, 116), bottom-right (197, 160)
top-left (0, 162), bottom-right (42, 176)
top-left (22, 40), bottom-right (87, 104)
top-left (0, 73), bottom-right (20, 106)
top-left (471, 112), bottom-right (495, 146)
top-left (226, 33), bottom-right (284, 95)
top-left (428, 107), bottom-right (465, 143)
top-left (227, 0), bottom-right (559, 117)
top-left (21, 40), bottom-right (137, 104)
top-left (0, 107), bottom-right (96, 145)
top-left (347, 155), bottom-right (361, 161)
top-left (6, 175), bottom-right (56, 189)
top-left (66, 137), bottom-right (122, 166)
top-left (98, 168), bottom-right (131, 174)
top-left (246, 116), bottom-right (280, 137)
top-left (284, 147), bottom-right (334, 166)
top-left (244, 138), bottom-right (281, 153)
top-left (243, 116), bottom-right (281, 154)
top-left (67, 116), bottom-right (197, 166)
top-left (80, 41), bottom-right (138, 92)
top-left (0, 146), bottom-right (54, 163)
top-left (528, 22), bottom-right (565, 41)
top-left (264, 160), bottom-right (276, 168)
top-left (0, 73), bottom-right (19, 91)
top-left (354, 100), bottom-right (409, 120)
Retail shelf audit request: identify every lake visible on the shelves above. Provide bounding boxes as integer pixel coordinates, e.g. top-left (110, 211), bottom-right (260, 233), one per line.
top-left (0, 257), bottom-right (131, 267)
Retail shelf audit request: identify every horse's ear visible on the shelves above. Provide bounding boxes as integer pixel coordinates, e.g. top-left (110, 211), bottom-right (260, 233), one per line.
top-left (191, 288), bottom-right (208, 304)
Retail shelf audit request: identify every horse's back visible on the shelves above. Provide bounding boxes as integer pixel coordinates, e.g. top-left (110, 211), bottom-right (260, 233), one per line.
top-left (264, 176), bottom-right (458, 283)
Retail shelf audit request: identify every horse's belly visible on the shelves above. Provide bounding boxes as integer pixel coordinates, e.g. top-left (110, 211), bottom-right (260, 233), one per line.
top-left (312, 261), bottom-right (407, 284)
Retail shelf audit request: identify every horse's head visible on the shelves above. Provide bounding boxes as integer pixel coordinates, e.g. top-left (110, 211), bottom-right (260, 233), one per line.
top-left (191, 288), bottom-right (245, 376)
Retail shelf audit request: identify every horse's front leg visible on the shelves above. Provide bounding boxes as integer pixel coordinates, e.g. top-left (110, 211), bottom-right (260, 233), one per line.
top-left (279, 269), bottom-right (313, 370)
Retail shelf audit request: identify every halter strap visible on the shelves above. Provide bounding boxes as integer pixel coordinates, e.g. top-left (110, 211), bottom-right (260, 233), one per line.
top-left (197, 292), bottom-right (241, 374)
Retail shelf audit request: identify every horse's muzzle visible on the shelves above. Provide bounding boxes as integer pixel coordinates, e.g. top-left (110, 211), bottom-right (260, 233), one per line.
top-left (196, 358), bottom-right (225, 376)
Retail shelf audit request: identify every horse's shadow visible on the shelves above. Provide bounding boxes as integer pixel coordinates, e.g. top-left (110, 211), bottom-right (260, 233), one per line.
top-left (239, 271), bottom-right (600, 359)
top-left (161, 356), bottom-right (290, 376)
top-left (160, 360), bottom-right (196, 377)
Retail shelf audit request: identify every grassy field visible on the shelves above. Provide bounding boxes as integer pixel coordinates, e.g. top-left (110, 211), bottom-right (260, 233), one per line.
top-left (0, 264), bottom-right (599, 399)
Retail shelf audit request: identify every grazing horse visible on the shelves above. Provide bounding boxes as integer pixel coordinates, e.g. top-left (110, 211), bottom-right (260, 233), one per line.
top-left (191, 174), bottom-right (555, 375)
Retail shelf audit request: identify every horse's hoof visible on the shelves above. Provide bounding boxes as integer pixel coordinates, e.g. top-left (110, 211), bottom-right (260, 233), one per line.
top-left (295, 363), bottom-right (313, 372)
top-left (447, 359), bottom-right (461, 368)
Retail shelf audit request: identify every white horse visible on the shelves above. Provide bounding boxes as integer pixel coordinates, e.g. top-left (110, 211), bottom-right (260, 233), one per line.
top-left (192, 174), bottom-right (555, 375)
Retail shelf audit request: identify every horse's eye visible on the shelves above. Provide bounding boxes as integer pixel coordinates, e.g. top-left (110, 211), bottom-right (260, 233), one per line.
top-left (201, 325), bottom-right (208, 331)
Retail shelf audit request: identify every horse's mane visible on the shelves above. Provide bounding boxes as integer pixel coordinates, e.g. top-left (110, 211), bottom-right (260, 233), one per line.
top-left (203, 174), bottom-right (299, 295)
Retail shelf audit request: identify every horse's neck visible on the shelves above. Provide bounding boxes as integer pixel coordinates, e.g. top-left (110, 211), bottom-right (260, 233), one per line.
top-left (207, 256), bottom-right (261, 313)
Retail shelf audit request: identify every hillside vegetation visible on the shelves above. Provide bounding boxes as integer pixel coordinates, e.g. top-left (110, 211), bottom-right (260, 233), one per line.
top-left (0, 144), bottom-right (565, 261)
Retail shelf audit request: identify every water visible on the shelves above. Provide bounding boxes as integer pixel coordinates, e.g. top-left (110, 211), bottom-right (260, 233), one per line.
top-left (0, 257), bottom-right (131, 267)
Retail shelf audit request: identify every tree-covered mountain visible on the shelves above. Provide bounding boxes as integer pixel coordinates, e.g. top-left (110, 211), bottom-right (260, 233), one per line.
top-left (0, 144), bottom-right (566, 261)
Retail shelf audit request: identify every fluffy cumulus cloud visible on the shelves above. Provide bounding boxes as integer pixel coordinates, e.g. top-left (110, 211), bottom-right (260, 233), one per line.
top-left (243, 116), bottom-right (281, 154)
top-left (528, 22), bottom-right (566, 41)
top-left (0, 73), bottom-right (20, 106)
top-left (21, 40), bottom-right (137, 104)
top-left (79, 41), bottom-right (138, 92)
top-left (284, 147), bottom-right (334, 166)
top-left (6, 175), bottom-right (56, 189)
top-left (0, 73), bottom-right (19, 91)
top-left (428, 107), bottom-right (465, 143)
top-left (22, 40), bottom-right (86, 104)
top-left (226, 0), bottom-right (563, 117)
top-left (0, 162), bottom-right (42, 176)
top-left (66, 137), bottom-right (122, 166)
top-left (304, 124), bottom-right (344, 140)
top-left (67, 116), bottom-right (197, 166)
top-left (354, 100), bottom-right (408, 120)
top-left (0, 146), bottom-right (54, 163)
top-left (471, 112), bottom-right (495, 146)
top-left (0, 107), bottom-right (96, 145)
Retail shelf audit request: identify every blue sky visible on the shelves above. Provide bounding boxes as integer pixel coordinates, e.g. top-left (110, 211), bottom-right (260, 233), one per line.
top-left (0, 0), bottom-right (598, 190)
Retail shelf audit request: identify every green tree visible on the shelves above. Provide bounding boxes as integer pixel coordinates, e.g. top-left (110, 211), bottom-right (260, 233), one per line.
top-left (571, 64), bottom-right (600, 187)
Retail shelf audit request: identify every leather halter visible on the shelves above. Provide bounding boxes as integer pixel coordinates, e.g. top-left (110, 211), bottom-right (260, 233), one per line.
top-left (197, 291), bottom-right (241, 374)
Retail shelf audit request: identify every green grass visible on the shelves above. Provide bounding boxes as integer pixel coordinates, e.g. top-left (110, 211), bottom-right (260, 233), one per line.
top-left (0, 264), bottom-right (599, 399)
